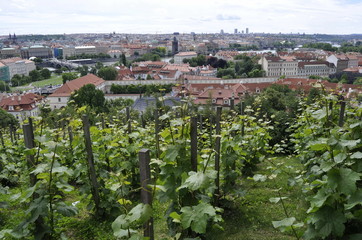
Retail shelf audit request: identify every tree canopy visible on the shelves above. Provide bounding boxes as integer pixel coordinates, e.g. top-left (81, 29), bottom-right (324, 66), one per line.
top-left (62, 72), bottom-right (78, 83)
top-left (0, 108), bottom-right (18, 129)
top-left (69, 84), bottom-right (105, 112)
top-left (97, 67), bottom-right (118, 80)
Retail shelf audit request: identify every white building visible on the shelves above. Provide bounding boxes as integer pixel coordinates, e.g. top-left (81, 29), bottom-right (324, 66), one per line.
top-left (0, 57), bottom-right (36, 79)
top-left (174, 51), bottom-right (197, 64)
top-left (48, 74), bottom-right (105, 109)
top-left (0, 93), bottom-right (44, 120)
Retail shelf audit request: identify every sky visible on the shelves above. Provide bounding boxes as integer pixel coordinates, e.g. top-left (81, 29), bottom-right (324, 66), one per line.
top-left (0, 0), bottom-right (362, 35)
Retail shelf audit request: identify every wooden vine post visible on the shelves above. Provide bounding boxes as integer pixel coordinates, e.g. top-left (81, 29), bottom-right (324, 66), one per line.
top-left (154, 109), bottom-right (160, 159)
top-left (339, 101), bottom-right (346, 127)
top-left (240, 101), bottom-right (245, 136)
top-left (82, 114), bottom-right (102, 217)
top-left (23, 122), bottom-right (46, 237)
top-left (214, 106), bottom-right (222, 205)
top-left (138, 149), bottom-right (154, 240)
top-left (126, 107), bottom-right (132, 134)
top-left (190, 116), bottom-right (198, 172)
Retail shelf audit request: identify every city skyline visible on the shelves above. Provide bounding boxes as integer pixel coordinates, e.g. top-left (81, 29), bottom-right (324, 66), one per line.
top-left (1, 0), bottom-right (362, 35)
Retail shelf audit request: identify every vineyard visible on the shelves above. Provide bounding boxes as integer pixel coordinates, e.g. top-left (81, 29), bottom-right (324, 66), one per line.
top-left (1, 91), bottom-right (362, 240)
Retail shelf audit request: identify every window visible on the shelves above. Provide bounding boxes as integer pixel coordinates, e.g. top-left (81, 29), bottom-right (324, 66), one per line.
top-left (212, 99), bottom-right (216, 103)
top-left (58, 98), bottom-right (61, 102)
top-left (224, 99), bottom-right (229, 105)
top-left (9, 106), bottom-right (14, 111)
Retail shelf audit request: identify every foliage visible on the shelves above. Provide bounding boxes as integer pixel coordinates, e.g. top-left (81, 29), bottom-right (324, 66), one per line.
top-left (292, 93), bottom-right (362, 239)
top-left (65, 53), bottom-right (111, 60)
top-left (29, 70), bottom-right (42, 82)
top-left (302, 43), bottom-right (338, 51)
top-left (97, 67), bottom-right (118, 80)
top-left (0, 80), bottom-right (10, 92)
top-left (251, 84), bottom-right (299, 149)
top-left (183, 55), bottom-right (207, 67)
top-left (40, 69), bottom-right (51, 79)
top-left (228, 44), bottom-right (259, 51)
top-left (69, 84), bottom-right (106, 112)
top-left (217, 55), bottom-right (263, 78)
top-left (0, 108), bottom-right (18, 129)
top-left (110, 84), bottom-right (174, 95)
top-left (62, 72), bottom-right (78, 83)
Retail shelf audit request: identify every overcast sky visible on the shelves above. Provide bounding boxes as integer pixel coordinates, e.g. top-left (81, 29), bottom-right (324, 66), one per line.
top-left (1, 0), bottom-right (361, 35)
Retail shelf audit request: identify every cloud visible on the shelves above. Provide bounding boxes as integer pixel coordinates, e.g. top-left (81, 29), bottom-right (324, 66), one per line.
top-left (1, 0), bottom-right (362, 34)
top-left (216, 14), bottom-right (241, 21)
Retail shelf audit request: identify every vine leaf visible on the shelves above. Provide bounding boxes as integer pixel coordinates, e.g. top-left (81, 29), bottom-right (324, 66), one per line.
top-left (327, 168), bottom-right (360, 195)
top-left (178, 171), bottom-right (216, 191)
top-left (272, 217), bottom-right (295, 230)
top-left (180, 202), bottom-right (217, 234)
top-left (310, 206), bottom-right (346, 238)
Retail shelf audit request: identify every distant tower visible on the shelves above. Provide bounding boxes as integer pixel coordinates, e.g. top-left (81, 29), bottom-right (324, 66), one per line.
top-left (242, 30), bottom-right (244, 34)
top-left (172, 36), bottom-right (179, 55)
top-left (220, 29), bottom-right (224, 34)
top-left (12, 33), bottom-right (17, 44)
top-left (246, 28), bottom-right (249, 34)
top-left (234, 28), bottom-right (238, 34)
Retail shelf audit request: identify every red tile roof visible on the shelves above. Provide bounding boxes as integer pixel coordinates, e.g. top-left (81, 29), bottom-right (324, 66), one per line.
top-left (49, 74), bottom-right (104, 97)
top-left (0, 93), bottom-right (43, 112)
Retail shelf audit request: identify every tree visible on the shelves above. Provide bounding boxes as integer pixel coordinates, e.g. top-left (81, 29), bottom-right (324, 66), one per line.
top-left (62, 72), bottom-right (78, 83)
top-left (69, 84), bottom-right (105, 112)
top-left (79, 66), bottom-right (89, 77)
top-left (121, 53), bottom-right (127, 66)
top-left (0, 108), bottom-right (17, 129)
top-left (97, 67), bottom-right (118, 80)
top-left (0, 81), bottom-right (10, 92)
top-left (95, 62), bottom-right (104, 70)
top-left (40, 68), bottom-right (51, 79)
top-left (29, 70), bottom-right (42, 82)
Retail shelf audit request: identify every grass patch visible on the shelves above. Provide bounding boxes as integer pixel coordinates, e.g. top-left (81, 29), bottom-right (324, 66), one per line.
top-left (31, 75), bottom-right (63, 87)
top-left (205, 155), bottom-right (307, 240)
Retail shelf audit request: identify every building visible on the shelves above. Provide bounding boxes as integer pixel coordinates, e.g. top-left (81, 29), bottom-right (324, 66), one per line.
top-left (297, 61), bottom-right (336, 77)
top-left (47, 74), bottom-right (105, 109)
top-left (174, 51), bottom-right (197, 64)
top-left (172, 37), bottom-right (179, 55)
top-left (260, 56), bottom-right (335, 78)
top-left (0, 48), bottom-right (21, 58)
top-left (53, 48), bottom-right (63, 59)
top-left (0, 93), bottom-right (44, 120)
top-left (246, 28), bottom-right (249, 34)
top-left (0, 57), bottom-right (36, 79)
top-left (75, 46), bottom-right (97, 56)
top-left (0, 62), bottom-right (10, 82)
top-left (21, 46), bottom-right (53, 59)
top-left (234, 29), bottom-right (238, 34)
top-left (326, 54), bottom-right (351, 72)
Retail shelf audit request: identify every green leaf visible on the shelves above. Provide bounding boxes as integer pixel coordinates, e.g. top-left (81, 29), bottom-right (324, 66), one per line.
top-left (163, 145), bottom-right (181, 162)
top-left (112, 214), bottom-right (130, 233)
top-left (350, 152), bottom-right (362, 159)
top-left (54, 202), bottom-right (78, 216)
top-left (345, 189), bottom-right (362, 210)
top-left (178, 171), bottom-right (216, 191)
top-left (170, 211), bottom-right (181, 223)
top-left (269, 197), bottom-right (288, 203)
top-left (340, 139), bottom-right (360, 149)
top-left (272, 217), bottom-right (295, 228)
top-left (311, 206), bottom-right (346, 238)
top-left (127, 203), bottom-right (152, 223)
top-left (180, 202), bottom-right (217, 234)
top-left (327, 168), bottom-right (360, 195)
top-left (312, 109), bottom-right (326, 120)
top-left (253, 174), bottom-right (267, 182)
top-left (334, 153), bottom-right (347, 163)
